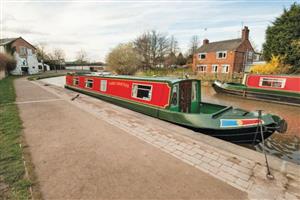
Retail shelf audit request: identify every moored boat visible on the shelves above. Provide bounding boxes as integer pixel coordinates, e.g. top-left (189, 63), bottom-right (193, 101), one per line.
top-left (212, 74), bottom-right (300, 106)
top-left (65, 72), bottom-right (287, 144)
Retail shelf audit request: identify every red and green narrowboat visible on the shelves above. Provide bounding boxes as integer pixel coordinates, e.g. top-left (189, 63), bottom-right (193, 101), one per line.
top-left (212, 74), bottom-right (300, 106)
top-left (65, 72), bottom-right (287, 144)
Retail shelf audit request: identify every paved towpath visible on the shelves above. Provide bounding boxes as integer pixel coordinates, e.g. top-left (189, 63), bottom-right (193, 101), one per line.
top-left (15, 78), bottom-right (248, 199)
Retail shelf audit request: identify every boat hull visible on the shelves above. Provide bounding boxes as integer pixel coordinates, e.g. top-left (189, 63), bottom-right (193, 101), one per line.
top-left (65, 84), bottom-right (283, 144)
top-left (212, 81), bottom-right (300, 106)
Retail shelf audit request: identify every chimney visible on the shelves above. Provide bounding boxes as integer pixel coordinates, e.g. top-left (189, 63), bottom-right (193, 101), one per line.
top-left (242, 26), bottom-right (249, 41)
top-left (203, 39), bottom-right (209, 45)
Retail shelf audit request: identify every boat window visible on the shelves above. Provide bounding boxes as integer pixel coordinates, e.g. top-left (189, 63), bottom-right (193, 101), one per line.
top-left (171, 84), bottom-right (178, 106)
top-left (259, 78), bottom-right (286, 88)
top-left (132, 84), bottom-right (152, 101)
top-left (85, 79), bottom-right (93, 89)
top-left (191, 81), bottom-right (197, 102)
top-left (73, 77), bottom-right (79, 86)
top-left (100, 80), bottom-right (107, 92)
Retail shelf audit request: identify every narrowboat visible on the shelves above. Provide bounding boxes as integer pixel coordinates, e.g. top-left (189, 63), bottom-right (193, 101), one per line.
top-left (65, 73), bottom-right (287, 144)
top-left (212, 74), bottom-right (300, 106)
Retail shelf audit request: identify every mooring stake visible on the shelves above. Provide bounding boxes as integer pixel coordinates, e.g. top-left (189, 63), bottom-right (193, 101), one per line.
top-left (71, 94), bottom-right (80, 101)
top-left (258, 110), bottom-right (274, 180)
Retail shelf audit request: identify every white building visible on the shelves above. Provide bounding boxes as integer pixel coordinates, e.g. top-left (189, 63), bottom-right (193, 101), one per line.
top-left (0, 37), bottom-right (43, 75)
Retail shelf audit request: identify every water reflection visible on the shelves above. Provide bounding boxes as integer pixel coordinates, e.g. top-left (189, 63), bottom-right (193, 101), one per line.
top-left (202, 86), bottom-right (300, 165)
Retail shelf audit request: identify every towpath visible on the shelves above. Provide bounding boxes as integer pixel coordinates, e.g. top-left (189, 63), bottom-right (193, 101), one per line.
top-left (15, 77), bottom-right (248, 199)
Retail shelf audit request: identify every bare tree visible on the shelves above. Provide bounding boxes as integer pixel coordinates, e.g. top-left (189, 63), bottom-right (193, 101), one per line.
top-left (53, 48), bottom-right (65, 71)
top-left (35, 43), bottom-right (49, 62)
top-left (134, 30), bottom-right (170, 68)
top-left (188, 35), bottom-right (199, 56)
top-left (169, 35), bottom-right (179, 54)
top-left (76, 49), bottom-right (88, 64)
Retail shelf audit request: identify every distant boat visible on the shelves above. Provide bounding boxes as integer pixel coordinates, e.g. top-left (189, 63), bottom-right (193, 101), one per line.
top-left (65, 72), bottom-right (287, 144)
top-left (212, 74), bottom-right (300, 106)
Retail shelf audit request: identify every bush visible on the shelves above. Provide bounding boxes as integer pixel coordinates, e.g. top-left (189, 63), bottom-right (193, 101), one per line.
top-left (106, 43), bottom-right (140, 75)
top-left (250, 55), bottom-right (290, 74)
top-left (0, 53), bottom-right (16, 72)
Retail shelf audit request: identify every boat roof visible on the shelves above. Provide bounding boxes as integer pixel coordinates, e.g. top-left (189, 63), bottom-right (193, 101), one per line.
top-left (72, 73), bottom-right (197, 84)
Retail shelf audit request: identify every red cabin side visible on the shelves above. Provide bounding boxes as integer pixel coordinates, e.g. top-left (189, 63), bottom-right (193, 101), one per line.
top-left (246, 74), bottom-right (300, 92)
top-left (66, 75), bottom-right (171, 108)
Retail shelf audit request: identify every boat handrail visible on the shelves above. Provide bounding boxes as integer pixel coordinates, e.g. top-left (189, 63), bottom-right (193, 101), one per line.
top-left (211, 106), bottom-right (233, 119)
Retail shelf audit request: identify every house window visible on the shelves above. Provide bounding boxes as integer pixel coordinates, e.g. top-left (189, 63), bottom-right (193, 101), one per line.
top-left (197, 65), bottom-right (207, 72)
top-left (212, 65), bottom-right (218, 73)
top-left (132, 84), bottom-right (152, 101)
top-left (73, 78), bottom-right (79, 86)
top-left (85, 79), bottom-right (93, 88)
top-left (198, 53), bottom-right (206, 60)
top-left (259, 78), bottom-right (286, 88)
top-left (217, 51), bottom-right (227, 59)
top-left (100, 80), bottom-right (107, 92)
top-left (20, 47), bottom-right (27, 56)
top-left (27, 49), bottom-right (32, 56)
top-left (222, 65), bottom-right (229, 73)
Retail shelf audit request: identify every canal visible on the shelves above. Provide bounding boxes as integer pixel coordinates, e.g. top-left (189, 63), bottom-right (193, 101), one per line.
top-left (202, 86), bottom-right (300, 165)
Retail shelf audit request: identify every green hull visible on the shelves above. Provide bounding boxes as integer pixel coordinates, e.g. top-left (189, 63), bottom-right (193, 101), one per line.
top-left (65, 85), bottom-right (285, 144)
top-left (212, 81), bottom-right (300, 106)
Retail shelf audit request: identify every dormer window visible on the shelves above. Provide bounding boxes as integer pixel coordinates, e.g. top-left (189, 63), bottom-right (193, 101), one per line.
top-left (217, 51), bottom-right (227, 59)
top-left (198, 53), bottom-right (206, 60)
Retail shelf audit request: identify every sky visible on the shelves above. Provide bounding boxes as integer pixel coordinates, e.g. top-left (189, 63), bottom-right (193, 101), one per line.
top-left (0, 0), bottom-right (297, 62)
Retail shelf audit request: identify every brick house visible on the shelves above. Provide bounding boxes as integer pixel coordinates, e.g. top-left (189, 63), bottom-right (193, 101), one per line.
top-left (192, 26), bottom-right (254, 75)
top-left (0, 37), bottom-right (40, 75)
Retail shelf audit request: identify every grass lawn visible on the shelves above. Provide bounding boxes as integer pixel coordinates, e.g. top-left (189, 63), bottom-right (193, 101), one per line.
top-left (0, 77), bottom-right (31, 199)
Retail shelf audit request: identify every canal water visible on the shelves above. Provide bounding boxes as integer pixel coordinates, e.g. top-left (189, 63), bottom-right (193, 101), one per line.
top-left (41, 76), bottom-right (300, 165)
top-left (202, 86), bottom-right (300, 165)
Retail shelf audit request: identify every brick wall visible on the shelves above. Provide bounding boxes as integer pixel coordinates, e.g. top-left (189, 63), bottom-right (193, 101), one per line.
top-left (192, 50), bottom-right (235, 74)
top-left (192, 40), bottom-right (254, 75)
top-left (234, 40), bottom-right (254, 73)
top-left (10, 38), bottom-right (36, 56)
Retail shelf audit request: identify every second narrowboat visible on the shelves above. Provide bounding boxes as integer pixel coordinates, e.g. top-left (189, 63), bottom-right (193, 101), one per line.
top-left (65, 72), bottom-right (287, 144)
top-left (212, 74), bottom-right (300, 106)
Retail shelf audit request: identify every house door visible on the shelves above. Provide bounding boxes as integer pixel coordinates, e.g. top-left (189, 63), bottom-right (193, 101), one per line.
top-left (179, 81), bottom-right (192, 113)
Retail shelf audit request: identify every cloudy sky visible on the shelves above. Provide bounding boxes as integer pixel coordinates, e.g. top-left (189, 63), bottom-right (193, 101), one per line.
top-left (0, 0), bottom-right (296, 62)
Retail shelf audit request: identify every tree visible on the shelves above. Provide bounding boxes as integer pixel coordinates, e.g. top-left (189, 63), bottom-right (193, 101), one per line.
top-left (53, 48), bottom-right (65, 71)
top-left (106, 43), bottom-right (140, 75)
top-left (188, 35), bottom-right (199, 56)
top-left (176, 52), bottom-right (187, 66)
top-left (35, 43), bottom-right (49, 62)
top-left (169, 35), bottom-right (179, 54)
top-left (164, 52), bottom-right (177, 67)
top-left (262, 3), bottom-right (300, 72)
top-left (134, 30), bottom-right (169, 69)
top-left (75, 49), bottom-right (88, 64)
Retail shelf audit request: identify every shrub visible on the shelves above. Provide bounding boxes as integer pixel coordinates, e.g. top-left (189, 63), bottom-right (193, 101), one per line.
top-left (250, 55), bottom-right (290, 74)
top-left (106, 43), bottom-right (140, 75)
top-left (0, 53), bottom-right (16, 72)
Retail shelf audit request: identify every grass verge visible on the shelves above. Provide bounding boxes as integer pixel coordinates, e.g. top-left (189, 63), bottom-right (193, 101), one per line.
top-left (0, 77), bottom-right (31, 199)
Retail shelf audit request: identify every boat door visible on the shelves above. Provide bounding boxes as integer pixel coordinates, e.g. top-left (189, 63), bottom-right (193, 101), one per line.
top-left (179, 81), bottom-right (192, 113)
